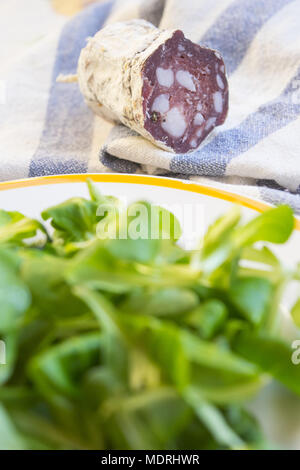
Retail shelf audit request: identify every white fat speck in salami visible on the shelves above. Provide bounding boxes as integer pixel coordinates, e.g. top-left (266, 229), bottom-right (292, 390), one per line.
top-left (216, 74), bottom-right (224, 89)
top-left (162, 107), bottom-right (186, 138)
top-left (76, 19), bottom-right (229, 153)
top-left (205, 117), bottom-right (217, 130)
top-left (213, 91), bottom-right (223, 113)
top-left (156, 67), bottom-right (174, 87)
top-left (194, 113), bottom-right (204, 126)
top-left (152, 94), bottom-right (170, 113)
top-left (176, 70), bottom-right (196, 92)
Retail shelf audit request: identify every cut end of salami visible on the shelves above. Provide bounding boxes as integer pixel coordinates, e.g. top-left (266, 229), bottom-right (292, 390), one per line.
top-left (77, 20), bottom-right (228, 154)
top-left (142, 30), bottom-right (228, 153)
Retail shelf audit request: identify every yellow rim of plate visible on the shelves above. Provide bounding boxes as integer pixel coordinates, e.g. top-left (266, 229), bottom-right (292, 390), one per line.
top-left (0, 173), bottom-right (299, 231)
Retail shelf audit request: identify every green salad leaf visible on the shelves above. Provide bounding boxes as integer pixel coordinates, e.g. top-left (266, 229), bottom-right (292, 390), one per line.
top-left (0, 210), bottom-right (46, 245)
top-left (291, 299), bottom-right (300, 328)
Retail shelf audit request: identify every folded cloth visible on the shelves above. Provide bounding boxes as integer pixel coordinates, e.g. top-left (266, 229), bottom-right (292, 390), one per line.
top-left (1, 0), bottom-right (300, 213)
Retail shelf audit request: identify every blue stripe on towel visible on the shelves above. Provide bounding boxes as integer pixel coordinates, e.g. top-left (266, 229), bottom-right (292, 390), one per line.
top-left (170, 66), bottom-right (300, 175)
top-left (258, 186), bottom-right (300, 213)
top-left (201, 0), bottom-right (294, 75)
top-left (101, 150), bottom-right (140, 173)
top-left (29, 1), bottom-right (113, 177)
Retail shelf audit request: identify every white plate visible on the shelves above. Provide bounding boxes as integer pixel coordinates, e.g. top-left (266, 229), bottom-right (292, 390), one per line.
top-left (0, 173), bottom-right (300, 449)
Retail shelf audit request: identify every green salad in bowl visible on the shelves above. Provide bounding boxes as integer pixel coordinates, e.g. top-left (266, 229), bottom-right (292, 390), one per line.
top-left (0, 179), bottom-right (300, 450)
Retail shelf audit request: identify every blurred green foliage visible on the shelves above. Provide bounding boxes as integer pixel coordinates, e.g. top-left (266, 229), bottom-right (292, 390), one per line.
top-left (0, 179), bottom-right (299, 450)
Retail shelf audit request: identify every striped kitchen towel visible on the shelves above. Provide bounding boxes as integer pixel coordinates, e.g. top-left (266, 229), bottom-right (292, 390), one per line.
top-left (1, 0), bottom-right (300, 212)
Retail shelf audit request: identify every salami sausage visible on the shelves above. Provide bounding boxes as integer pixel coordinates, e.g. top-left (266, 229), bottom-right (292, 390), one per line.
top-left (77, 19), bottom-right (228, 154)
